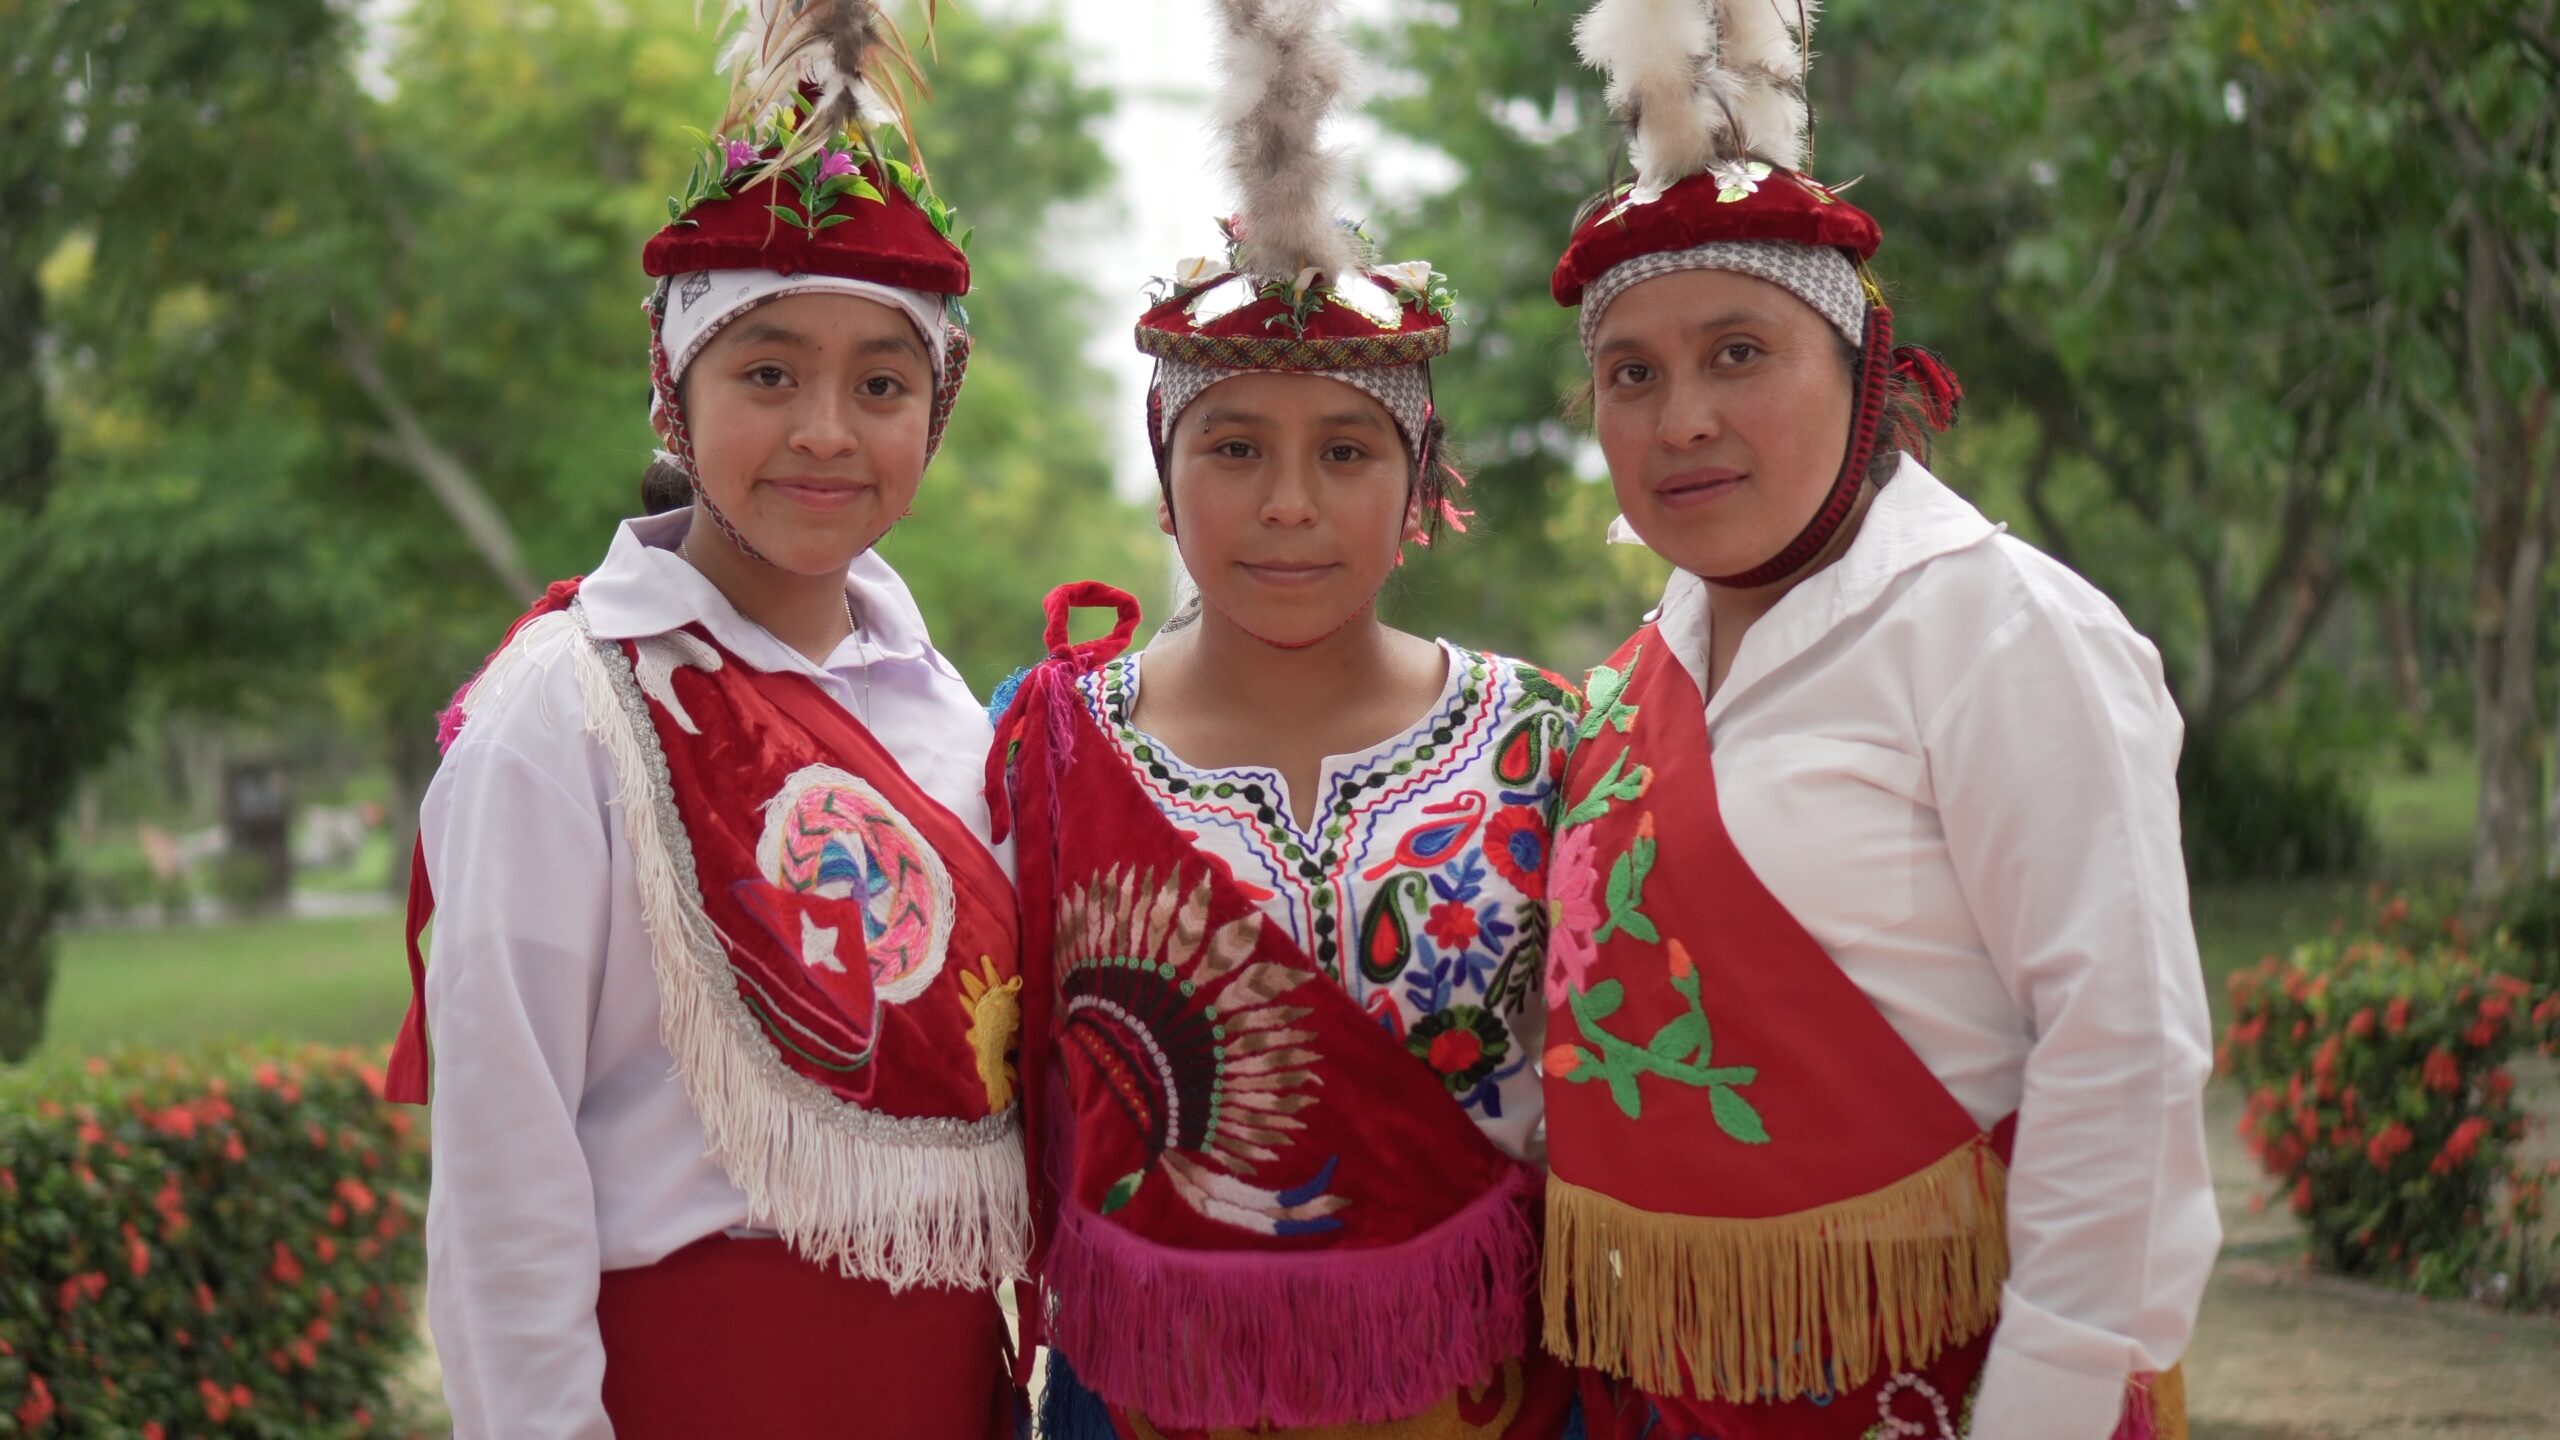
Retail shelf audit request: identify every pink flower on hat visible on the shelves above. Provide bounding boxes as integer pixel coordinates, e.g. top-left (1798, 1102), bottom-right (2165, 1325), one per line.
top-left (721, 137), bottom-right (757, 174)
top-left (818, 149), bottom-right (861, 182)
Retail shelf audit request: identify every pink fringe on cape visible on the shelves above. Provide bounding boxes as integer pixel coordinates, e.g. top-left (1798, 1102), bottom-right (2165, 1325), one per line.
top-left (1043, 1162), bottom-right (1539, 1430)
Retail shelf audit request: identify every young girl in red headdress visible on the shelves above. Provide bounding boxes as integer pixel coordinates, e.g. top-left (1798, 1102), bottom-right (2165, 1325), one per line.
top-left (1532, 6), bottom-right (2215, 1440)
top-left (385, 5), bottom-right (1028, 1435)
top-left (993, 6), bottom-right (1581, 1438)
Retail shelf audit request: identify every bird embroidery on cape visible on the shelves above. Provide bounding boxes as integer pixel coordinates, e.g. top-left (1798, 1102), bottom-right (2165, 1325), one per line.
top-left (1058, 865), bottom-right (1350, 1236)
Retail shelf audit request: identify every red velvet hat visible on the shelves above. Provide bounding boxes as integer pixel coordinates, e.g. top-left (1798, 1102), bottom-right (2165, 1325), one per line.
top-left (1551, 165), bottom-right (1880, 308)
top-left (1136, 233), bottom-right (1453, 373)
top-left (642, 155), bottom-right (968, 296)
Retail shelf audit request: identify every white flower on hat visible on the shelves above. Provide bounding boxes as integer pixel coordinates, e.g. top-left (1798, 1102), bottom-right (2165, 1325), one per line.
top-left (1172, 255), bottom-right (1222, 289)
top-left (1290, 266), bottom-right (1324, 302)
top-left (1376, 260), bottom-right (1437, 296)
top-left (1712, 159), bottom-right (1774, 204)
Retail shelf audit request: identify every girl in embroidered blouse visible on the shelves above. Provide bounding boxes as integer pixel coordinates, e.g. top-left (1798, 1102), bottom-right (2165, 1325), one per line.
top-left (994, 9), bottom-right (1579, 1438)
top-left (1532, 6), bottom-right (2215, 1440)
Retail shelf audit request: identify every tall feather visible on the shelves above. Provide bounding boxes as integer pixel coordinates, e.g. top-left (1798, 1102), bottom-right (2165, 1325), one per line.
top-left (1574, 1), bottom-right (1733, 202)
top-left (1717, 0), bottom-right (1816, 170)
top-left (1211, 0), bottom-right (1362, 283)
top-left (707, 0), bottom-right (932, 172)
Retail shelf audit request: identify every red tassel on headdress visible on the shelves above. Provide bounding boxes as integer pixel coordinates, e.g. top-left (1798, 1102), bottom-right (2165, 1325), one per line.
top-left (1891, 345), bottom-right (1964, 432)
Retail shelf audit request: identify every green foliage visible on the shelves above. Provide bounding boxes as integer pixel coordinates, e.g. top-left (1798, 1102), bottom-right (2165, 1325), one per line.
top-left (2179, 722), bottom-right (2376, 883)
top-left (2, 0), bottom-right (357, 1059)
top-left (2221, 923), bottom-right (2560, 1308)
top-left (0, 1045), bottom-right (427, 1433)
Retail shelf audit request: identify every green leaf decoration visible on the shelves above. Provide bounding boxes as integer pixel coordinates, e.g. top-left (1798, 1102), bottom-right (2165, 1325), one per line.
top-left (1607, 1069), bottom-right (1644, 1119)
top-left (1581, 665), bottom-right (1626, 739)
top-left (1578, 979), bottom-right (1624, 1022)
top-left (1100, 1170), bottom-right (1146, 1214)
top-left (849, 178), bottom-right (884, 204)
top-left (765, 203), bottom-right (803, 226)
top-left (1645, 1010), bottom-right (1709, 1061)
top-left (816, 213), bottom-right (854, 229)
top-left (1708, 1085), bottom-right (1770, 1144)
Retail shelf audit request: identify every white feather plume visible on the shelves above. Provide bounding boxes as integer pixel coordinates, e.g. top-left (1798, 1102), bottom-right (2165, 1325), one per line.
top-left (1575, 0), bottom-right (1817, 196)
top-left (1718, 0), bottom-right (1817, 170)
top-left (1211, 0), bottom-right (1363, 283)
top-left (705, 0), bottom-right (926, 170)
top-left (1575, 1), bottom-right (1728, 202)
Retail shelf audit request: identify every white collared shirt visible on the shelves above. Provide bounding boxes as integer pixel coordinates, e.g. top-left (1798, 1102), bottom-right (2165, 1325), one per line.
top-left (420, 512), bottom-right (1009, 1438)
top-left (1649, 456), bottom-right (2218, 1440)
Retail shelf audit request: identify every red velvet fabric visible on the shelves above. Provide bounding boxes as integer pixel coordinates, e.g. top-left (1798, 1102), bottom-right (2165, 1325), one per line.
top-left (1550, 168), bottom-right (1883, 306)
top-left (644, 624), bottom-right (1020, 1119)
top-left (1543, 625), bottom-right (1986, 1219)
top-left (596, 1234), bottom-right (1013, 1438)
top-left (642, 165), bottom-right (969, 295)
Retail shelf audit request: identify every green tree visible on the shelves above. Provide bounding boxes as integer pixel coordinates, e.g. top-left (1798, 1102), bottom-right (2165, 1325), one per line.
top-left (1, 0), bottom-right (356, 1059)
top-left (3, 0), bottom-right (1141, 1055)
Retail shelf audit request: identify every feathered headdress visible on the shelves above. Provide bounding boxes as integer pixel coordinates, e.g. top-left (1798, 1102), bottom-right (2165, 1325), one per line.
top-left (1575, 0), bottom-right (1817, 202)
top-left (707, 0), bottom-right (929, 176)
top-left (642, 0), bottom-right (969, 294)
top-left (1133, 0), bottom-right (1454, 375)
top-left (1210, 0), bottom-right (1363, 284)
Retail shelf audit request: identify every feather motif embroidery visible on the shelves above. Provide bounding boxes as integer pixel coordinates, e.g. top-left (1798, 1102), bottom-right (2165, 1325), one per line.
top-left (1058, 865), bottom-right (1351, 1236)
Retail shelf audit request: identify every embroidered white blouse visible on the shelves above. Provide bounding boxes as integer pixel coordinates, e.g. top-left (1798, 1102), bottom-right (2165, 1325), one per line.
top-left (419, 511), bottom-right (1007, 1439)
top-left (1075, 644), bottom-right (1581, 1161)
top-left (1648, 455), bottom-right (2218, 1440)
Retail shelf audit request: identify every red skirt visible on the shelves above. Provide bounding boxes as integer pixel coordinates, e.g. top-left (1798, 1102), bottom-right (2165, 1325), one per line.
top-left (596, 1234), bottom-right (1016, 1438)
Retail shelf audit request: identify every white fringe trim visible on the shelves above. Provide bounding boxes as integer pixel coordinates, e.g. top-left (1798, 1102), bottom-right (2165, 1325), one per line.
top-left (556, 603), bottom-right (1030, 1292)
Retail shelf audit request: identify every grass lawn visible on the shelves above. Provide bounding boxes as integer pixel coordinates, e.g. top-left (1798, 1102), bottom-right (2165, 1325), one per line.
top-left (40, 909), bottom-right (408, 1060)
top-left (2189, 745), bottom-right (2479, 1027)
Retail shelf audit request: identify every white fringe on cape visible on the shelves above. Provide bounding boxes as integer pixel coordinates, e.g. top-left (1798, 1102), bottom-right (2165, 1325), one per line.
top-left (457, 606), bottom-right (1030, 1293)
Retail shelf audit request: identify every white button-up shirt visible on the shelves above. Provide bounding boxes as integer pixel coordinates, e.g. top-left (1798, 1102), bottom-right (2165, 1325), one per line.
top-left (420, 512), bottom-right (1008, 1438)
top-left (1649, 456), bottom-right (2218, 1440)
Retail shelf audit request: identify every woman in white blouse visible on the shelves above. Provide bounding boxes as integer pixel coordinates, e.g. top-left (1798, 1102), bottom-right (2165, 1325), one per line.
top-left (1529, 7), bottom-right (2216, 1440)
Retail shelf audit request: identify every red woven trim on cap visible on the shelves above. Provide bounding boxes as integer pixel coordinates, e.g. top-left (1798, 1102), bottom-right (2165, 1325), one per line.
top-left (1703, 306), bottom-right (1895, 589)
top-left (1133, 325), bottom-right (1451, 371)
top-left (1552, 169), bottom-right (1882, 307)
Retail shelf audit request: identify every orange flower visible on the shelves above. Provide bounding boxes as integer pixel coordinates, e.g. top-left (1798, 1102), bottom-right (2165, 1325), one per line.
top-left (2385, 997), bottom-right (2412, 1034)
top-left (2289, 1176), bottom-right (2313, 1214)
top-left (2464, 1018), bottom-right (2498, 1047)
top-left (2442, 1116), bottom-right (2491, 1167)
top-left (2486, 1068), bottom-right (2516, 1103)
top-left (316, 1235), bottom-right (339, 1264)
top-left (199, 1379), bottom-right (233, 1422)
top-left (1666, 939), bottom-right (1695, 980)
top-left (270, 1241), bottom-right (303, 1286)
top-left (253, 1062), bottom-right (282, 1090)
top-left (2346, 1007), bottom-right (2376, 1038)
top-left (1545, 1045), bottom-right (1581, 1078)
top-left (125, 1222), bottom-right (151, 1278)
top-left (15, 1375), bottom-right (54, 1430)
top-left (334, 1176), bottom-right (378, 1215)
top-left (2367, 1121), bottom-right (2415, 1170)
top-left (221, 1131), bottom-right (246, 1163)
top-left (2423, 1048), bottom-right (2461, 1094)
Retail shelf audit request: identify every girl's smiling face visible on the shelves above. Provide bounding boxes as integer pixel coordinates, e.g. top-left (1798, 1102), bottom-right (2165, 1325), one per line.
top-left (1161, 371), bottom-right (1411, 646)
top-left (672, 291), bottom-right (935, 575)
top-left (1589, 267), bottom-right (1855, 579)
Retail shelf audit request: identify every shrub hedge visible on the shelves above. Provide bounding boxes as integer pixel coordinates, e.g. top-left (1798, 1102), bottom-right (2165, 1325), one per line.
top-left (0, 1045), bottom-right (426, 1436)
top-left (2222, 904), bottom-right (2560, 1307)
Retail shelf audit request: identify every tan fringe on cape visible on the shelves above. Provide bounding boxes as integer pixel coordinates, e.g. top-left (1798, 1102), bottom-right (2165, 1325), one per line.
top-left (2134, 1364), bottom-right (2188, 1440)
top-left (1543, 1135), bottom-right (2009, 1403)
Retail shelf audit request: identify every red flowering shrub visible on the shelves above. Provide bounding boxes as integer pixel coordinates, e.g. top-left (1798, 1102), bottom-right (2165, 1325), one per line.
top-left (2223, 924), bottom-right (2560, 1306)
top-left (0, 1046), bottom-right (424, 1436)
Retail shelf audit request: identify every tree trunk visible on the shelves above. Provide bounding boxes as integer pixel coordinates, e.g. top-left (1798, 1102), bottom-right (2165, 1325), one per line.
top-left (0, 225), bottom-right (64, 1060)
top-left (2464, 218), bottom-right (2547, 901)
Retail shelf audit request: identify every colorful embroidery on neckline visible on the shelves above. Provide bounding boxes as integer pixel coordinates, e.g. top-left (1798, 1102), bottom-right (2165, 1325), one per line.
top-left (1077, 651), bottom-right (1580, 1128)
